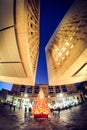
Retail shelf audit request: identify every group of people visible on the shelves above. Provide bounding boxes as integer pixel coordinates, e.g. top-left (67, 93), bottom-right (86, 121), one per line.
top-left (51, 107), bottom-right (61, 118)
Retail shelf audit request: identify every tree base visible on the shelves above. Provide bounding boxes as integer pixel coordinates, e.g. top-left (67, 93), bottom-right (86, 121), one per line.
top-left (34, 114), bottom-right (48, 118)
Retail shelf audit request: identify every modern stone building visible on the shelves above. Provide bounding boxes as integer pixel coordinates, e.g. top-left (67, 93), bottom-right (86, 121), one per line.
top-left (45, 0), bottom-right (87, 85)
top-left (0, 0), bottom-right (40, 85)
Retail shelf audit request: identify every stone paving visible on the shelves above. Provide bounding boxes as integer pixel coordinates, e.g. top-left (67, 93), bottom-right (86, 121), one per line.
top-left (0, 102), bottom-right (87, 130)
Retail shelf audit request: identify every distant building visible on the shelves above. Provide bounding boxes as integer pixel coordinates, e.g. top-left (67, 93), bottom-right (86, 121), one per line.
top-left (6, 84), bottom-right (85, 110)
top-left (0, 89), bottom-right (10, 102)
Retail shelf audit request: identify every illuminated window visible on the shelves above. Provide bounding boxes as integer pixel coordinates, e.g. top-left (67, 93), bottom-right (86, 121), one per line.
top-left (27, 86), bottom-right (32, 93)
top-left (20, 85), bottom-right (25, 92)
top-left (66, 51), bottom-right (69, 56)
top-left (61, 85), bottom-right (67, 92)
top-left (65, 41), bottom-right (70, 46)
top-left (62, 47), bottom-right (66, 51)
top-left (70, 44), bottom-right (74, 49)
top-left (70, 37), bottom-right (73, 40)
top-left (55, 86), bottom-right (60, 93)
top-left (62, 56), bottom-right (65, 60)
top-left (58, 62), bottom-right (61, 65)
top-left (34, 86), bottom-right (39, 94)
top-left (58, 52), bottom-right (62, 57)
top-left (48, 86), bottom-right (54, 94)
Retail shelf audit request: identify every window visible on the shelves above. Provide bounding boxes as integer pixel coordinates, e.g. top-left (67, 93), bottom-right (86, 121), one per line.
top-left (34, 86), bottom-right (39, 94)
top-left (31, 32), bottom-right (33, 35)
top-left (27, 86), bottom-right (32, 93)
top-left (48, 86), bottom-right (54, 94)
top-left (55, 86), bottom-right (60, 93)
top-left (30, 16), bottom-right (33, 20)
top-left (20, 85), bottom-right (25, 92)
top-left (30, 24), bottom-right (33, 28)
top-left (61, 85), bottom-right (67, 92)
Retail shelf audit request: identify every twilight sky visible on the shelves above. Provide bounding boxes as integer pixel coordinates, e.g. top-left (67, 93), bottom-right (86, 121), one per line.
top-left (35, 0), bottom-right (75, 84)
top-left (0, 0), bottom-right (75, 91)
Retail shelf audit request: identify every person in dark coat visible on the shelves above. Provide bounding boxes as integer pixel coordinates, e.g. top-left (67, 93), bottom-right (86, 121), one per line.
top-left (57, 107), bottom-right (60, 118)
top-left (28, 107), bottom-right (32, 117)
top-left (24, 107), bottom-right (27, 117)
top-left (13, 105), bottom-right (16, 111)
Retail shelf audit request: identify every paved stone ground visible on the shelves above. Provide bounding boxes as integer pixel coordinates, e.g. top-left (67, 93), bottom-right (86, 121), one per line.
top-left (0, 102), bottom-right (87, 130)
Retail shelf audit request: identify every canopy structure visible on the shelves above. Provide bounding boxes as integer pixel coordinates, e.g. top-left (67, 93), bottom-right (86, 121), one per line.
top-left (0, 0), bottom-right (40, 85)
top-left (45, 0), bottom-right (87, 85)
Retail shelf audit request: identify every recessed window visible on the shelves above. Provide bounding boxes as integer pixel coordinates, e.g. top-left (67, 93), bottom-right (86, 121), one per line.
top-left (31, 32), bottom-right (33, 35)
top-left (20, 85), bottom-right (25, 92)
top-left (30, 24), bottom-right (33, 28)
top-left (30, 17), bottom-right (33, 20)
top-left (48, 86), bottom-right (54, 94)
top-left (61, 85), bottom-right (67, 92)
top-left (55, 86), bottom-right (60, 93)
top-left (27, 86), bottom-right (32, 93)
top-left (34, 86), bottom-right (39, 94)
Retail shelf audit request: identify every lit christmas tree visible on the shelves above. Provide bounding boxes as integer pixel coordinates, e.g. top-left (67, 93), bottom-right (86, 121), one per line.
top-left (32, 88), bottom-right (50, 118)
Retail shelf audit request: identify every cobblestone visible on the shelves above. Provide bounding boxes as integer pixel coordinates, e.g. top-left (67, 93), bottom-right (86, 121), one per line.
top-left (0, 102), bottom-right (87, 130)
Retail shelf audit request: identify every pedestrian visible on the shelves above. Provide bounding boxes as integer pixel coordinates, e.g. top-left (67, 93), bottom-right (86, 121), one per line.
top-left (24, 107), bottom-right (27, 118)
top-left (57, 107), bottom-right (60, 118)
top-left (10, 103), bottom-right (12, 110)
top-left (28, 107), bottom-right (31, 117)
top-left (13, 105), bottom-right (16, 111)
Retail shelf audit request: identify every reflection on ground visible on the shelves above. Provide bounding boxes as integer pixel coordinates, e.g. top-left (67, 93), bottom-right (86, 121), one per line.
top-left (0, 102), bottom-right (87, 130)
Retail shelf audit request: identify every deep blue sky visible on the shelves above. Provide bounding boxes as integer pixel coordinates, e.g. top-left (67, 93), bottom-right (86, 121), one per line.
top-left (35, 0), bottom-right (75, 84)
top-left (0, 0), bottom-right (75, 91)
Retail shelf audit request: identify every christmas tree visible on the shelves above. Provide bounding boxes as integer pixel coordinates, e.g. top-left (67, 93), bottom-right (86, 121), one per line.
top-left (32, 88), bottom-right (50, 118)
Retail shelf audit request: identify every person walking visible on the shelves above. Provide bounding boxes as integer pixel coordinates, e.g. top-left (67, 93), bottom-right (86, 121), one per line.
top-left (13, 105), bottom-right (16, 111)
top-left (57, 107), bottom-right (60, 118)
top-left (24, 107), bottom-right (27, 118)
top-left (28, 107), bottom-right (31, 117)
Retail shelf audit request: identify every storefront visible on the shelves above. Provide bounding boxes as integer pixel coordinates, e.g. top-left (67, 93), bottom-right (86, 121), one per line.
top-left (48, 92), bottom-right (84, 110)
top-left (6, 95), bottom-right (32, 110)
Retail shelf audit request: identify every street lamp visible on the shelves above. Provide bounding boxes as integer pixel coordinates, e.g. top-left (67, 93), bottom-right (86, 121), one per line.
top-left (24, 93), bottom-right (28, 98)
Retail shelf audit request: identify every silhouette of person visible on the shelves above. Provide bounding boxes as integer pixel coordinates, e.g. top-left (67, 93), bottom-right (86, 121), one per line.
top-left (24, 107), bottom-right (27, 117)
top-left (57, 107), bottom-right (60, 118)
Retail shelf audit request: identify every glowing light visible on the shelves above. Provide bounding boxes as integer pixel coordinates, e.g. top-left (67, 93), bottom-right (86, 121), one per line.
top-left (59, 93), bottom-right (63, 97)
top-left (24, 93), bottom-right (28, 97)
top-left (66, 51), bottom-right (69, 56)
top-left (32, 88), bottom-right (50, 115)
top-left (62, 47), bottom-right (66, 51)
top-left (58, 52), bottom-right (62, 57)
top-left (65, 41), bottom-right (70, 46)
top-left (70, 37), bottom-right (73, 40)
top-left (58, 62), bottom-right (61, 65)
top-left (62, 57), bottom-right (65, 60)
top-left (70, 44), bottom-right (74, 49)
